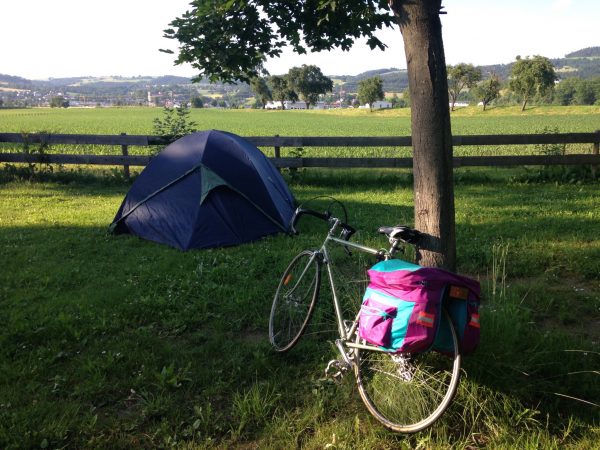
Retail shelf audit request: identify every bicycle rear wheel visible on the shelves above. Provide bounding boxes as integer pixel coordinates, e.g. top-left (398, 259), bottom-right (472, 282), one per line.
top-left (354, 309), bottom-right (461, 433)
top-left (269, 250), bottom-right (321, 352)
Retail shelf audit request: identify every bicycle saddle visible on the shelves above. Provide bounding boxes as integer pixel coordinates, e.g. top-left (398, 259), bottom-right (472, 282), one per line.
top-left (377, 225), bottom-right (422, 245)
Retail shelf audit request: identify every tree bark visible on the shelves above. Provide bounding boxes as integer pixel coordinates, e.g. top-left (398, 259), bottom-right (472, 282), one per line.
top-left (391, 0), bottom-right (456, 270)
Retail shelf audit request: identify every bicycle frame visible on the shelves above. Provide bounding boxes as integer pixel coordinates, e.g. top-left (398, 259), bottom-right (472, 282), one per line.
top-left (272, 210), bottom-right (463, 433)
top-left (312, 219), bottom-right (399, 354)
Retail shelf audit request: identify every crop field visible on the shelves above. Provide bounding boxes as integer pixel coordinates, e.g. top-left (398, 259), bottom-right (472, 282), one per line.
top-left (0, 106), bottom-right (599, 448)
top-left (1, 105), bottom-right (599, 159)
top-left (2, 105), bottom-right (600, 136)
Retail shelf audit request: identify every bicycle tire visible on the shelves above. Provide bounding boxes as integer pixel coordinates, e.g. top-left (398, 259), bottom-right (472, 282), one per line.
top-left (354, 309), bottom-right (461, 433)
top-left (269, 250), bottom-right (321, 352)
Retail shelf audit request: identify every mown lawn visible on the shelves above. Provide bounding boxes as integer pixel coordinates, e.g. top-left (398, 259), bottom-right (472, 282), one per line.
top-left (0, 167), bottom-right (598, 449)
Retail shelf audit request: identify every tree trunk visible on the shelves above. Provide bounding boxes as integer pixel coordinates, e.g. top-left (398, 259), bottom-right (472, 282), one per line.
top-left (391, 0), bottom-right (456, 270)
top-left (521, 98), bottom-right (527, 111)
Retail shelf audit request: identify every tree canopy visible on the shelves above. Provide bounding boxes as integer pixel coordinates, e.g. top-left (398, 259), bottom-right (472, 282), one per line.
top-left (162, 1), bottom-right (395, 83)
top-left (357, 76), bottom-right (385, 110)
top-left (447, 63), bottom-right (481, 111)
top-left (250, 77), bottom-right (272, 108)
top-left (287, 65), bottom-right (333, 108)
top-left (50, 96), bottom-right (69, 108)
top-left (268, 75), bottom-right (297, 109)
top-left (509, 56), bottom-right (557, 111)
top-left (190, 96), bottom-right (204, 108)
top-left (473, 74), bottom-right (501, 111)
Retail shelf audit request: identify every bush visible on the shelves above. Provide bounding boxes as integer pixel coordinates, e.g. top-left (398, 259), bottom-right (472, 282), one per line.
top-left (151, 105), bottom-right (197, 154)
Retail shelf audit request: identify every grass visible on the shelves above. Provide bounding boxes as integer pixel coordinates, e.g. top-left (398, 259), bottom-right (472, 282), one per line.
top-left (1, 105), bottom-right (599, 159)
top-left (0, 167), bottom-right (599, 449)
top-left (0, 106), bottom-right (599, 447)
top-left (1, 105), bottom-right (599, 135)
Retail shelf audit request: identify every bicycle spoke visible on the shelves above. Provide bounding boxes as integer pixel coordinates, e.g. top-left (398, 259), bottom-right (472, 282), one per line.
top-left (354, 310), bottom-right (461, 433)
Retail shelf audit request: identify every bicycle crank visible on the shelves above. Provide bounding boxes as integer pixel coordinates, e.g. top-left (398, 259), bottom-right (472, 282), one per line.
top-left (324, 358), bottom-right (351, 383)
top-left (324, 339), bottom-right (356, 382)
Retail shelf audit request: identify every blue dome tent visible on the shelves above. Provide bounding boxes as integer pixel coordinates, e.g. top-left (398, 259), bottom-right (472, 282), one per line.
top-left (109, 130), bottom-right (296, 250)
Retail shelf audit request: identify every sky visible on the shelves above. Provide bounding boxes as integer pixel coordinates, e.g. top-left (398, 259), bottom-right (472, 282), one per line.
top-left (1, 0), bottom-right (598, 80)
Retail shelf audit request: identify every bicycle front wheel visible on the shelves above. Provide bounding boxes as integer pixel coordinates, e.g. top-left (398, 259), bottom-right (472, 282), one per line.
top-left (354, 309), bottom-right (461, 433)
top-left (269, 250), bottom-right (321, 352)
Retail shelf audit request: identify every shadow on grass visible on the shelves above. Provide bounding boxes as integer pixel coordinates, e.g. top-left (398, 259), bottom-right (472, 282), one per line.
top-left (1, 176), bottom-right (599, 447)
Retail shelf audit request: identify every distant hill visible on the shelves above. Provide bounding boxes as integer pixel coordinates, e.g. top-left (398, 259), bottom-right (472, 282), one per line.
top-left (565, 47), bottom-right (600, 58)
top-left (381, 47), bottom-right (600, 90)
top-left (0, 74), bottom-right (33, 88)
top-left (340, 46), bottom-right (600, 92)
top-left (336, 68), bottom-right (409, 93)
top-left (1, 47), bottom-right (599, 101)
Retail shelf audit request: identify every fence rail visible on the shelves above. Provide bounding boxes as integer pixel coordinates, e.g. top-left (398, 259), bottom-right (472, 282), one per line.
top-left (1, 131), bottom-right (599, 147)
top-left (1, 132), bottom-right (599, 175)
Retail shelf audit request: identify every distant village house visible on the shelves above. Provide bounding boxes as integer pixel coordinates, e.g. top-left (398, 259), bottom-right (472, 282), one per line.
top-left (359, 100), bottom-right (392, 110)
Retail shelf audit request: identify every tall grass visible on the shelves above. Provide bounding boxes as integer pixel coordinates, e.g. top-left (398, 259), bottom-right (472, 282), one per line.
top-left (490, 241), bottom-right (509, 301)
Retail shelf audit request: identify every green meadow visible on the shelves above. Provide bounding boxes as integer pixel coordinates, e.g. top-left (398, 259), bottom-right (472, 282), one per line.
top-left (1, 105), bottom-right (599, 158)
top-left (0, 106), bottom-right (600, 136)
top-left (0, 106), bottom-right (599, 448)
top-left (2, 105), bottom-right (599, 136)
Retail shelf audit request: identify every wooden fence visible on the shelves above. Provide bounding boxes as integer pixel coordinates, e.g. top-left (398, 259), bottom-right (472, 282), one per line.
top-left (1, 131), bottom-right (599, 177)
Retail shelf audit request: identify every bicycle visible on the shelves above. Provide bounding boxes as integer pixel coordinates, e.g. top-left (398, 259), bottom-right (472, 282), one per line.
top-left (268, 203), bottom-right (461, 433)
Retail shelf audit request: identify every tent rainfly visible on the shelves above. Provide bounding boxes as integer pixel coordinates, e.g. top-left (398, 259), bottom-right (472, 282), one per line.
top-left (109, 130), bottom-right (296, 250)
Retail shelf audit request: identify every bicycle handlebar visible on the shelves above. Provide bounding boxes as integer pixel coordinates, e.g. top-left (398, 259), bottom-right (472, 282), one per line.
top-left (290, 207), bottom-right (356, 241)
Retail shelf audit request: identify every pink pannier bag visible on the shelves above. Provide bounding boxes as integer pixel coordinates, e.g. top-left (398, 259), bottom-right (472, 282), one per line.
top-left (359, 259), bottom-right (481, 355)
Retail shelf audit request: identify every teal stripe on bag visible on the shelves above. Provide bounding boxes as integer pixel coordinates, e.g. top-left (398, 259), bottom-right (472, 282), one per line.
top-left (364, 287), bottom-right (409, 305)
top-left (371, 259), bottom-right (422, 273)
top-left (363, 288), bottom-right (417, 352)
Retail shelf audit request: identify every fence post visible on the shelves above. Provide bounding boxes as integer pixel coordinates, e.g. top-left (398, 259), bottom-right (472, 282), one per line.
top-left (120, 132), bottom-right (130, 180)
top-left (274, 134), bottom-right (281, 171)
top-left (274, 134), bottom-right (281, 159)
top-left (592, 130), bottom-right (599, 179)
